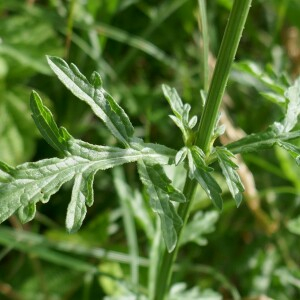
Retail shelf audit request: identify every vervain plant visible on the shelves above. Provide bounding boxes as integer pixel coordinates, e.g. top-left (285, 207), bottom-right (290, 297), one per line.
top-left (1, 0), bottom-right (300, 299)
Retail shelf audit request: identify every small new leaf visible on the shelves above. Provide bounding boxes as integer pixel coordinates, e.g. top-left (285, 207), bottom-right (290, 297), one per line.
top-left (137, 160), bottom-right (185, 252)
top-left (216, 147), bottom-right (244, 207)
top-left (162, 84), bottom-right (184, 118)
top-left (162, 85), bottom-right (196, 145)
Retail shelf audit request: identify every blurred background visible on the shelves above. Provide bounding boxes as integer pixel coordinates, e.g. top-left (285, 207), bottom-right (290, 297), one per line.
top-left (1, 0), bottom-right (300, 299)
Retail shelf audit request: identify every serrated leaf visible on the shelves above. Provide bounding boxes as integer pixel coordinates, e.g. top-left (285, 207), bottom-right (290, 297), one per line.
top-left (137, 160), bottom-right (185, 252)
top-left (30, 91), bottom-right (71, 152)
top-left (226, 128), bottom-right (300, 154)
top-left (216, 147), bottom-right (244, 207)
top-left (188, 149), bottom-right (223, 210)
top-left (47, 56), bottom-right (134, 146)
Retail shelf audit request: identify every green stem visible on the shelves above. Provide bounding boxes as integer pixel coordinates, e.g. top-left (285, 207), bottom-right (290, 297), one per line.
top-left (153, 1), bottom-right (253, 299)
top-left (198, 0), bottom-right (209, 92)
top-left (153, 176), bottom-right (196, 300)
top-left (196, 0), bottom-right (253, 153)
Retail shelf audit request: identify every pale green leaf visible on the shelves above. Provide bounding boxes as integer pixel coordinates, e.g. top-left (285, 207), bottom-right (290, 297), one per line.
top-left (215, 147), bottom-right (244, 207)
top-left (66, 171), bottom-right (96, 233)
top-left (281, 78), bottom-right (300, 133)
top-left (226, 129), bottom-right (300, 154)
top-left (287, 216), bottom-right (300, 236)
top-left (162, 84), bottom-right (184, 118)
top-left (188, 116), bottom-right (198, 129)
top-left (129, 140), bottom-right (176, 165)
top-left (47, 56), bottom-right (134, 146)
top-left (169, 282), bottom-right (222, 300)
top-left (137, 160), bottom-right (185, 252)
top-left (175, 147), bottom-right (188, 165)
top-left (180, 211), bottom-right (219, 246)
top-left (0, 139), bottom-right (172, 225)
top-left (18, 201), bottom-right (36, 224)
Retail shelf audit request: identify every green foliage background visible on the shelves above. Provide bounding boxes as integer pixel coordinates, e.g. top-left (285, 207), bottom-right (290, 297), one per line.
top-left (1, 0), bottom-right (300, 299)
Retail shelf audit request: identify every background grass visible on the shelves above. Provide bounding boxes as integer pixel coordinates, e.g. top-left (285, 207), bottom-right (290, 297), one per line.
top-left (1, 0), bottom-right (300, 299)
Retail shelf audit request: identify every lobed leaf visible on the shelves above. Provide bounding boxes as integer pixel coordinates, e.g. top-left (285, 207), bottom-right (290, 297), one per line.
top-left (215, 147), bottom-right (244, 207)
top-left (162, 85), bottom-right (197, 145)
top-left (0, 139), bottom-right (175, 226)
top-left (137, 160), bottom-right (185, 252)
top-left (46, 56), bottom-right (134, 146)
top-left (226, 128), bottom-right (300, 154)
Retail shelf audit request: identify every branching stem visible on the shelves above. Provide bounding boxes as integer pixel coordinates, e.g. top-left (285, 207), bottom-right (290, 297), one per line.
top-left (153, 1), bottom-right (253, 299)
